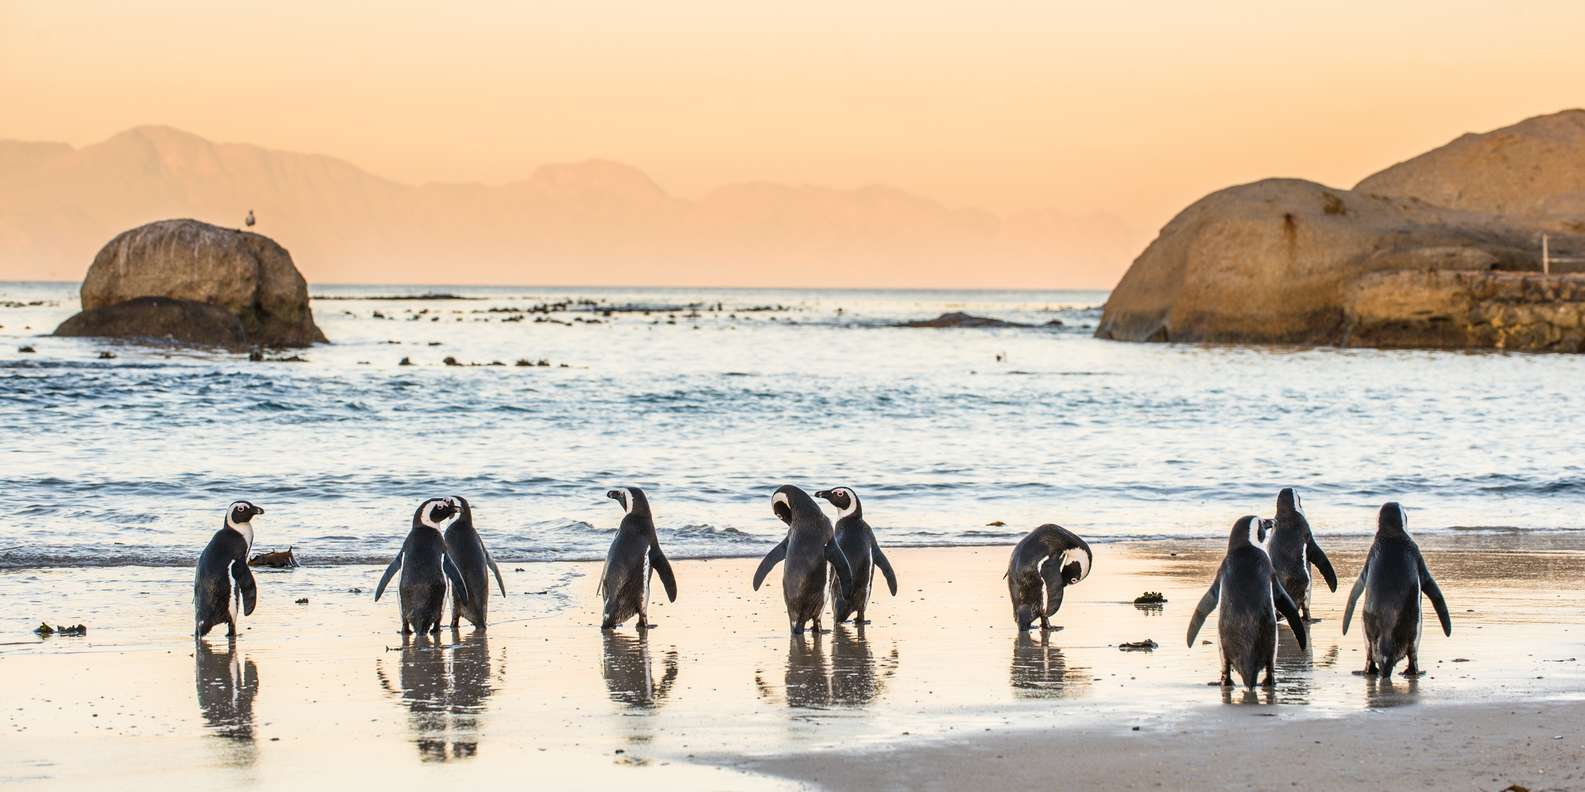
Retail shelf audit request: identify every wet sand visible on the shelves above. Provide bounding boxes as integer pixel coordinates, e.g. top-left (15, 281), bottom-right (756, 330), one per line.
top-left (2, 535), bottom-right (1583, 789)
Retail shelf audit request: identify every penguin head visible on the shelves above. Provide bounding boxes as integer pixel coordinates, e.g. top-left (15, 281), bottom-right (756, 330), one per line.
top-left (1255, 517), bottom-right (1274, 544)
top-left (1377, 502), bottom-right (1408, 535)
top-left (813, 487), bottom-right (860, 518)
top-left (444, 495), bottom-right (472, 521)
top-left (1228, 515), bottom-right (1260, 548)
top-left (1276, 487), bottom-right (1303, 518)
top-left (606, 487), bottom-right (649, 517)
top-left (1059, 543), bottom-right (1093, 586)
top-left (771, 485), bottom-right (808, 525)
top-left (416, 498), bottom-right (457, 531)
top-left (226, 501), bottom-right (264, 529)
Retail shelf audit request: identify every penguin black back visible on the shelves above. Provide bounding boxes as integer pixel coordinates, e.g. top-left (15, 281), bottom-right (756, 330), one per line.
top-left (1342, 502), bottom-right (1451, 676)
top-left (1262, 487), bottom-right (1337, 621)
top-left (375, 498), bottom-right (468, 635)
top-left (443, 495), bottom-right (506, 629)
top-left (753, 485), bottom-right (855, 634)
top-left (597, 487), bottom-right (677, 630)
top-left (1005, 523), bottom-right (1092, 631)
top-left (1187, 516), bottom-right (1307, 688)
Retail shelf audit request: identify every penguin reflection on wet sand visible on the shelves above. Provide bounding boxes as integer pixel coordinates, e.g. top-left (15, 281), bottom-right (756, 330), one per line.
top-left (1343, 502), bottom-right (1452, 677)
top-left (1010, 632), bottom-right (1088, 699)
top-left (597, 487), bottom-right (677, 630)
top-left (1005, 524), bottom-right (1093, 631)
top-left (1188, 516), bottom-right (1308, 688)
top-left (753, 485), bottom-right (856, 634)
top-left (376, 498), bottom-right (470, 634)
top-left (814, 487), bottom-right (898, 624)
top-left (443, 496), bottom-right (506, 630)
top-left (194, 639), bottom-right (259, 760)
top-left (375, 632), bottom-right (497, 761)
top-left (1257, 487), bottom-right (1338, 622)
top-left (194, 501), bottom-right (265, 638)
top-left (601, 631), bottom-right (679, 708)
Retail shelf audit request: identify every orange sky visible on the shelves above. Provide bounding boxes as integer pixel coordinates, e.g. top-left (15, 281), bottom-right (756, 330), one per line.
top-left (3, 0), bottom-right (1584, 252)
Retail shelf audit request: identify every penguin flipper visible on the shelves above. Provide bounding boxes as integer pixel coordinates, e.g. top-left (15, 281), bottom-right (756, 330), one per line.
top-left (825, 539), bottom-right (856, 598)
top-left (1272, 578), bottom-right (1307, 649)
top-left (232, 558), bottom-right (257, 617)
top-left (871, 541), bottom-right (898, 596)
top-left (1186, 575), bottom-right (1221, 647)
top-left (752, 538), bottom-right (788, 591)
top-left (1341, 566), bottom-right (1368, 636)
top-left (1417, 554), bottom-right (1452, 636)
top-left (443, 554), bottom-right (469, 603)
top-left (1308, 536), bottom-right (1338, 592)
top-left (1039, 554), bottom-right (1067, 616)
top-left (650, 543), bottom-right (678, 602)
top-left (483, 546), bottom-right (507, 596)
top-left (375, 550), bottom-right (403, 602)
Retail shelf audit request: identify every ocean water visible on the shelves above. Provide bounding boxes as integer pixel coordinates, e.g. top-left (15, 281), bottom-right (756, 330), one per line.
top-left (2, 281), bottom-right (1583, 568)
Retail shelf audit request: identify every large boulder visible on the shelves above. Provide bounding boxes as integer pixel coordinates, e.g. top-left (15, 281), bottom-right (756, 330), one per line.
top-left (1095, 179), bottom-right (1543, 345)
top-left (1355, 109), bottom-right (1585, 232)
top-left (57, 219), bottom-right (325, 348)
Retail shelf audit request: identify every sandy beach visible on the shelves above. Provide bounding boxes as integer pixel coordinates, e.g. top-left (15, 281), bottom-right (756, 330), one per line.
top-left (3, 534), bottom-right (1583, 790)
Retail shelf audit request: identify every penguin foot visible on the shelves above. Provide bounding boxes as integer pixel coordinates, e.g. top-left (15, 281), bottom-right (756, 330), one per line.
top-left (1305, 617), bottom-right (1323, 624)
top-left (857, 619), bottom-right (872, 625)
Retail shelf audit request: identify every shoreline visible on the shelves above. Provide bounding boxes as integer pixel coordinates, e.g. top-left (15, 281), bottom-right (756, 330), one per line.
top-left (4, 536), bottom-right (1583, 788)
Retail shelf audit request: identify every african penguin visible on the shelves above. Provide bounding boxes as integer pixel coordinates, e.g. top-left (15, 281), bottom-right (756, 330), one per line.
top-left (597, 487), bottom-right (677, 630)
top-left (1342, 502), bottom-right (1452, 677)
top-left (375, 498), bottom-right (469, 634)
top-left (1259, 487), bottom-right (1338, 622)
top-left (753, 485), bottom-right (856, 634)
top-left (1187, 515), bottom-right (1309, 688)
top-left (443, 495), bottom-right (506, 629)
top-left (194, 500), bottom-right (265, 638)
top-left (1004, 524), bottom-right (1092, 631)
top-left (814, 487), bottom-right (897, 625)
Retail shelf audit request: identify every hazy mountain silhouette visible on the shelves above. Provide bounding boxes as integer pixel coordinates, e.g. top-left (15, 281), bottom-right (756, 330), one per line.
top-left (0, 125), bottom-right (1134, 287)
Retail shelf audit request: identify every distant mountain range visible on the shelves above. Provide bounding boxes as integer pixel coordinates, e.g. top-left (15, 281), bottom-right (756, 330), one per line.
top-left (0, 125), bottom-right (1136, 287)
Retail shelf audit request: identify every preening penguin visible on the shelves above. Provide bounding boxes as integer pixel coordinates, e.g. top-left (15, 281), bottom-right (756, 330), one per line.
top-left (1005, 524), bottom-right (1092, 631)
top-left (194, 501), bottom-right (265, 638)
top-left (1259, 487), bottom-right (1337, 622)
top-left (597, 487), bottom-right (677, 630)
top-left (1187, 515), bottom-right (1308, 688)
top-left (443, 496), bottom-right (506, 629)
top-left (814, 487), bottom-right (897, 625)
top-left (375, 498), bottom-right (469, 634)
top-left (1342, 502), bottom-right (1452, 677)
top-left (753, 485), bottom-right (856, 634)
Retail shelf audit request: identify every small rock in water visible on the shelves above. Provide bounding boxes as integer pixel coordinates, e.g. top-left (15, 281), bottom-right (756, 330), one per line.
top-left (249, 546), bottom-right (300, 568)
top-left (398, 357), bottom-right (413, 366)
top-left (348, 587), bottom-right (364, 594)
top-left (98, 351), bottom-right (116, 359)
top-left (443, 356), bottom-right (462, 366)
top-left (17, 345), bottom-right (36, 353)
top-left (294, 598), bottom-right (309, 605)
top-left (986, 520), bottom-right (1006, 527)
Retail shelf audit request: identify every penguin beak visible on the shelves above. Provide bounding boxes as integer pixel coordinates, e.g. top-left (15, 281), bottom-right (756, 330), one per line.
top-left (813, 490), bottom-right (830, 500)
top-left (253, 507), bottom-right (265, 516)
top-left (606, 490), bottom-right (620, 501)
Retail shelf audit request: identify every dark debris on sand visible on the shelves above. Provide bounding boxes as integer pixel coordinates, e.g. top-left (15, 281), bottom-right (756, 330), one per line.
top-left (34, 622), bottom-right (88, 637)
top-left (249, 546), bottom-right (300, 568)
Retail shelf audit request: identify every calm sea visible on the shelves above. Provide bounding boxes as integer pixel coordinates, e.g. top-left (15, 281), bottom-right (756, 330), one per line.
top-left (2, 281), bottom-right (1582, 568)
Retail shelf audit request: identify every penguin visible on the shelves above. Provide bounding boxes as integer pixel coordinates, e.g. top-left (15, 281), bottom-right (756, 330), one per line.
top-left (443, 495), bottom-right (506, 629)
top-left (596, 487), bottom-right (677, 630)
top-left (752, 485), bottom-right (856, 634)
top-left (1258, 487), bottom-right (1338, 622)
top-left (813, 487), bottom-right (897, 625)
top-left (375, 498), bottom-right (469, 634)
top-left (1004, 524), bottom-right (1093, 631)
top-left (1342, 502), bottom-right (1452, 677)
top-left (1188, 515), bottom-right (1308, 688)
top-left (194, 500), bottom-right (265, 638)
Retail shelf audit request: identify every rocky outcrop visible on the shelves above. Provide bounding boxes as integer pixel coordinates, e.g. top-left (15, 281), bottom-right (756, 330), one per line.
top-left (56, 219), bottom-right (325, 348)
top-left (897, 312), bottom-right (1061, 329)
top-left (1098, 110), bottom-right (1585, 353)
top-left (1356, 109), bottom-right (1585, 232)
